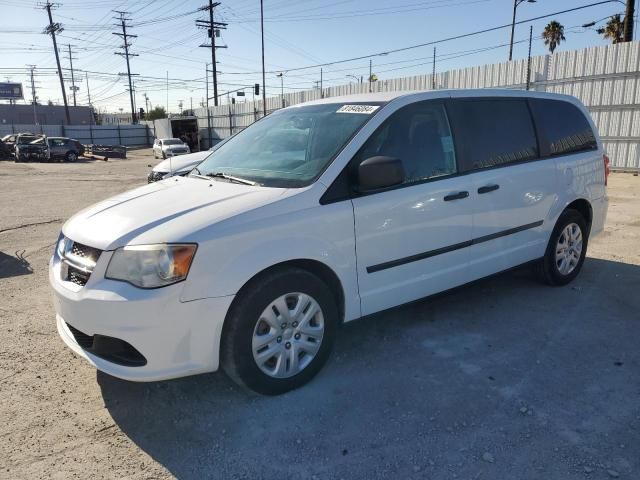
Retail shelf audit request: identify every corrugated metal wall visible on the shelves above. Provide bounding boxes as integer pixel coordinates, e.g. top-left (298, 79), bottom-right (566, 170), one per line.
top-left (196, 41), bottom-right (640, 170)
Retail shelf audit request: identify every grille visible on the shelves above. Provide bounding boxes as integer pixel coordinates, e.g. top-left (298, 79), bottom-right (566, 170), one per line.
top-left (68, 266), bottom-right (91, 286)
top-left (66, 322), bottom-right (94, 348)
top-left (61, 239), bottom-right (102, 287)
top-left (70, 242), bottom-right (101, 263)
top-left (148, 171), bottom-right (165, 183)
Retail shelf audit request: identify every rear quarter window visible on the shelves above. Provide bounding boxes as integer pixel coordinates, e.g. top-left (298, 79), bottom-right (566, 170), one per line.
top-left (529, 99), bottom-right (597, 156)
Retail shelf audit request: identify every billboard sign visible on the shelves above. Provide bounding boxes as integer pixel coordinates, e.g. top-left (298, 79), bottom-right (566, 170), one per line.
top-left (0, 83), bottom-right (24, 100)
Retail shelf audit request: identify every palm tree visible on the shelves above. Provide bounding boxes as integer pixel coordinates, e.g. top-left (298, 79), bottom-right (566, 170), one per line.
top-left (542, 21), bottom-right (566, 54)
top-left (597, 14), bottom-right (624, 44)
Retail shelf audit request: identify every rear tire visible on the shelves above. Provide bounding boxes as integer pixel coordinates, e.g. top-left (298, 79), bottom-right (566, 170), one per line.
top-left (535, 209), bottom-right (588, 286)
top-left (65, 151), bottom-right (78, 162)
top-left (222, 267), bottom-right (338, 395)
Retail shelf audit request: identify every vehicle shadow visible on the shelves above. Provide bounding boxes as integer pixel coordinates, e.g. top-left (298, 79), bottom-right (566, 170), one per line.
top-left (98, 258), bottom-right (640, 479)
top-left (0, 250), bottom-right (33, 279)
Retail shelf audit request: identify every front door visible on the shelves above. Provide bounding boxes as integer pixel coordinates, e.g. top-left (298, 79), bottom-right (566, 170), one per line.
top-left (351, 100), bottom-right (474, 316)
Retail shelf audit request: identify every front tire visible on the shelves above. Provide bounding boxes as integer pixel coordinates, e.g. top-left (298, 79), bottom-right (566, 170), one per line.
top-left (535, 209), bottom-right (588, 286)
top-left (222, 267), bottom-right (338, 395)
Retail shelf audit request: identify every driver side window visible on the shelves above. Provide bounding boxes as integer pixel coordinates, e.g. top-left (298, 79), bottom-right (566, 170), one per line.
top-left (354, 101), bottom-right (457, 184)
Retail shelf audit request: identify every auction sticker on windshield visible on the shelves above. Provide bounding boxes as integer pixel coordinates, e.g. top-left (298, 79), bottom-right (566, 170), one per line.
top-left (336, 105), bottom-right (380, 114)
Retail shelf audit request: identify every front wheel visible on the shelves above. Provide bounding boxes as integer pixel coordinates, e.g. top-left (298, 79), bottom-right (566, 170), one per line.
top-left (222, 268), bottom-right (338, 395)
top-left (535, 209), bottom-right (588, 286)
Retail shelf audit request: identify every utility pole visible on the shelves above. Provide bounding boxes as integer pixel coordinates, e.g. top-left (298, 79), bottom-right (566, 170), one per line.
top-left (85, 72), bottom-right (93, 125)
top-left (260, 0), bottom-right (267, 116)
top-left (113, 11), bottom-right (138, 124)
top-left (526, 25), bottom-right (533, 90)
top-left (42, 1), bottom-right (70, 124)
top-left (66, 44), bottom-right (78, 106)
top-left (509, 0), bottom-right (536, 61)
top-left (624, 0), bottom-right (635, 42)
top-left (320, 68), bottom-right (323, 98)
top-left (27, 65), bottom-right (38, 125)
top-left (197, 1), bottom-right (227, 107)
top-left (144, 93), bottom-right (149, 115)
top-left (369, 59), bottom-right (372, 93)
top-left (205, 63), bottom-right (212, 148)
top-left (277, 72), bottom-right (284, 107)
top-left (432, 47), bottom-right (436, 90)
top-left (166, 71), bottom-right (169, 115)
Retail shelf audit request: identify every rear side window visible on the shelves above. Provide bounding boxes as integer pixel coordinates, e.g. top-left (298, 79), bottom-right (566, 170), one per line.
top-left (447, 99), bottom-right (538, 172)
top-left (529, 99), bottom-right (597, 156)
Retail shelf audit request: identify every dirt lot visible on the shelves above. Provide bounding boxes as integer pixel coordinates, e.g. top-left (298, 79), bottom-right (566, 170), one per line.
top-left (0, 151), bottom-right (639, 480)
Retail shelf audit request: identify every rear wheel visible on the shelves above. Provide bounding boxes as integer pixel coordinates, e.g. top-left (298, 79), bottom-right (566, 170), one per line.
top-left (535, 209), bottom-right (588, 286)
top-left (222, 267), bottom-right (338, 395)
top-left (65, 151), bottom-right (78, 162)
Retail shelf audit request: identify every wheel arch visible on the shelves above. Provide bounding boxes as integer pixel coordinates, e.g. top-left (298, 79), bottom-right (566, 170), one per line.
top-left (565, 198), bottom-right (593, 233)
top-left (225, 258), bottom-right (346, 326)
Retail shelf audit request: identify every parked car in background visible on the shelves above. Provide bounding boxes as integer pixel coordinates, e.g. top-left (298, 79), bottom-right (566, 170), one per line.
top-left (0, 138), bottom-right (11, 160)
top-left (50, 90), bottom-right (608, 395)
top-left (2, 133), bottom-right (34, 155)
top-left (15, 134), bottom-right (49, 162)
top-left (47, 137), bottom-right (85, 162)
top-left (152, 138), bottom-right (190, 159)
top-left (147, 136), bottom-right (232, 182)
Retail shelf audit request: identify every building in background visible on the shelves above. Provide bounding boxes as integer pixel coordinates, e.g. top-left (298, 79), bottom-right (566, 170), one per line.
top-left (0, 104), bottom-right (94, 125)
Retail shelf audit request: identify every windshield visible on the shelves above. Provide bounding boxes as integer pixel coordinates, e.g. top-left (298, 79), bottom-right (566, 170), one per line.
top-left (194, 102), bottom-right (383, 187)
top-left (18, 136), bottom-right (39, 144)
top-left (163, 139), bottom-right (183, 145)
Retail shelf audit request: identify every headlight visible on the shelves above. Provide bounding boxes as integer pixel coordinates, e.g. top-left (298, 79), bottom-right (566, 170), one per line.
top-left (55, 232), bottom-right (66, 258)
top-left (105, 244), bottom-right (197, 288)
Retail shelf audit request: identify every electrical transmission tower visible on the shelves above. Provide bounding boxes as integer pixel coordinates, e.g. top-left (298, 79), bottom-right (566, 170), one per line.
top-left (196, 1), bottom-right (227, 107)
top-left (113, 11), bottom-right (138, 124)
top-left (64, 44), bottom-right (79, 106)
top-left (41, 1), bottom-right (70, 124)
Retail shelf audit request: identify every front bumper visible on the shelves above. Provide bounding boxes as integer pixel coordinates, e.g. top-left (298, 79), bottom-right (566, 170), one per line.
top-left (164, 150), bottom-right (190, 157)
top-left (50, 252), bottom-right (234, 381)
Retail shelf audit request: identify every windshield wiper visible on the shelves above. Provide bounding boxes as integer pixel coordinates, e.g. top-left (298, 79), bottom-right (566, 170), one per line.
top-left (206, 172), bottom-right (256, 185)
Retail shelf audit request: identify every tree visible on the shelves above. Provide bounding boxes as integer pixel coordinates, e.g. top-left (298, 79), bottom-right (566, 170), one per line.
top-left (542, 21), bottom-right (566, 54)
top-left (368, 73), bottom-right (378, 82)
top-left (146, 106), bottom-right (167, 121)
top-left (598, 14), bottom-right (624, 44)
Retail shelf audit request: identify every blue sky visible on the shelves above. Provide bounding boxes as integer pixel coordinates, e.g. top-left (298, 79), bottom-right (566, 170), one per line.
top-left (0, 0), bottom-right (630, 114)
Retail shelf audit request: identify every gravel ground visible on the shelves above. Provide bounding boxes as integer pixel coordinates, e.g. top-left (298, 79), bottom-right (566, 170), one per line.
top-left (0, 151), bottom-right (639, 480)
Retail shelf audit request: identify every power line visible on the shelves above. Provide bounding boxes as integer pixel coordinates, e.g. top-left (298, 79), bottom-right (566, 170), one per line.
top-left (220, 0), bottom-right (626, 76)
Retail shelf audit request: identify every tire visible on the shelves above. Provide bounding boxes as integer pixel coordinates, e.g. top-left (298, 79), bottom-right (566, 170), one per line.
top-left (535, 209), bottom-right (589, 286)
top-left (65, 151), bottom-right (78, 162)
top-left (222, 267), bottom-right (339, 395)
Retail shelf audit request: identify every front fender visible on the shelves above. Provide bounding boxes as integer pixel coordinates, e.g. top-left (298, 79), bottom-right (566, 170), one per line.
top-left (181, 201), bottom-right (361, 321)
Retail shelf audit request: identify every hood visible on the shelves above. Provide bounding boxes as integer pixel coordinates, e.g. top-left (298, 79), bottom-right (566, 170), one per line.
top-left (153, 150), bottom-right (209, 173)
top-left (62, 177), bottom-right (287, 250)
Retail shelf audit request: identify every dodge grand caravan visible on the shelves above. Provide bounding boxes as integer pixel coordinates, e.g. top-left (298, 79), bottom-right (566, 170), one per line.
top-left (50, 90), bottom-right (609, 395)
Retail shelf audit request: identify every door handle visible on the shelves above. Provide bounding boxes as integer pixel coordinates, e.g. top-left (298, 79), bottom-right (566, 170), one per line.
top-left (444, 191), bottom-right (469, 201)
top-left (477, 184), bottom-right (500, 194)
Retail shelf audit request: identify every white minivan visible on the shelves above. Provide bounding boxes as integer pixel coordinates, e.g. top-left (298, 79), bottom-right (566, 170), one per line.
top-left (50, 90), bottom-right (609, 394)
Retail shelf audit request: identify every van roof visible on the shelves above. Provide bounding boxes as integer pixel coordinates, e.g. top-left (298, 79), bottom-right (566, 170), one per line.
top-left (297, 89), bottom-right (581, 107)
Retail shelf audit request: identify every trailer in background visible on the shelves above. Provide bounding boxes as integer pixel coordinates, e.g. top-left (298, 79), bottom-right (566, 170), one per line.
top-left (152, 117), bottom-right (200, 152)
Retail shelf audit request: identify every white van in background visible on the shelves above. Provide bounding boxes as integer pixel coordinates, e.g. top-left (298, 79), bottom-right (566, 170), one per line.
top-left (50, 89), bottom-right (608, 395)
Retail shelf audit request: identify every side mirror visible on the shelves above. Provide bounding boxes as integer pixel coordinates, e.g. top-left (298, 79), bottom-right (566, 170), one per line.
top-left (357, 156), bottom-right (405, 191)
